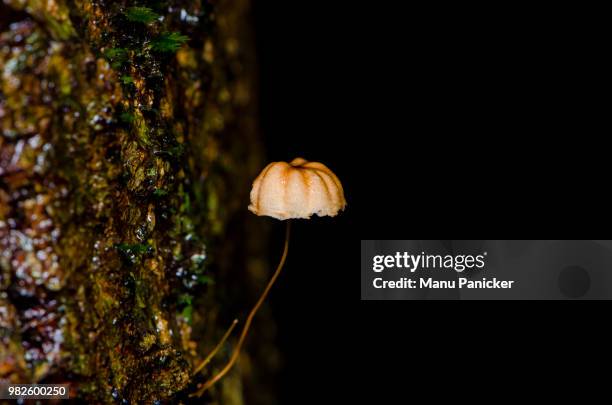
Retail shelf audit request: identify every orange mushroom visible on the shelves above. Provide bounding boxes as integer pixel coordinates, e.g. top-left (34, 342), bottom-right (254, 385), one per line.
top-left (193, 158), bottom-right (346, 396)
top-left (249, 157), bottom-right (346, 219)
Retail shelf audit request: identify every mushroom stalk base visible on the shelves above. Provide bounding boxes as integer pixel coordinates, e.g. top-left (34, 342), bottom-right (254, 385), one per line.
top-left (193, 220), bottom-right (291, 397)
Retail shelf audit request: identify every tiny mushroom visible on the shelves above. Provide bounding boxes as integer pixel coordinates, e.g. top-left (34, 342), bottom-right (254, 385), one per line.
top-left (193, 158), bottom-right (346, 396)
top-left (249, 157), bottom-right (346, 219)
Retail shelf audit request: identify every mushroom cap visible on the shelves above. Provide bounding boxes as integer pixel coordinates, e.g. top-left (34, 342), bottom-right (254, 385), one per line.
top-left (248, 158), bottom-right (346, 220)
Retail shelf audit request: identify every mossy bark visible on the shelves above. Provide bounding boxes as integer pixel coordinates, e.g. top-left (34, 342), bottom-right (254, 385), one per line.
top-left (0, 1), bottom-right (263, 403)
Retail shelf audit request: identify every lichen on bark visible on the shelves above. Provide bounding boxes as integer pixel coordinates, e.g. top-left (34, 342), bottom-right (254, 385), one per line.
top-left (0, 0), bottom-right (261, 403)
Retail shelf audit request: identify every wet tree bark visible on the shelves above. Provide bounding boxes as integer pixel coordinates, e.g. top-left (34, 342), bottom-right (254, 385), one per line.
top-left (0, 1), bottom-right (264, 403)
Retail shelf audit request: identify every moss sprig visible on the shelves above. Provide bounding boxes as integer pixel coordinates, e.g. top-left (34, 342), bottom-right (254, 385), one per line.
top-left (150, 32), bottom-right (189, 52)
top-left (124, 7), bottom-right (160, 24)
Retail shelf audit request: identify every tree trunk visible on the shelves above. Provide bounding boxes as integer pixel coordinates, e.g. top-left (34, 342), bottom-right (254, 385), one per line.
top-left (0, 1), bottom-right (263, 403)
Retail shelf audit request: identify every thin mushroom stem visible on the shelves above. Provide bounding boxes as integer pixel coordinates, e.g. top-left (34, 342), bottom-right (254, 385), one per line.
top-left (193, 318), bottom-right (239, 376)
top-left (193, 220), bottom-right (291, 397)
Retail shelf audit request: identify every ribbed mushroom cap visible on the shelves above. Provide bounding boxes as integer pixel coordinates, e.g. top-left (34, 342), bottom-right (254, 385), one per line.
top-left (248, 158), bottom-right (346, 220)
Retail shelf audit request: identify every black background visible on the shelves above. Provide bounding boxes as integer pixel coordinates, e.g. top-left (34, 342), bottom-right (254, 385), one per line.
top-left (254, 2), bottom-right (355, 403)
top-left (255, 1), bottom-right (604, 402)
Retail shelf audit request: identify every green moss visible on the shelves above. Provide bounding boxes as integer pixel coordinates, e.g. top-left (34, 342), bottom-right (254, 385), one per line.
top-left (197, 274), bottom-right (213, 285)
top-left (150, 32), bottom-right (189, 52)
top-left (103, 48), bottom-right (128, 69)
top-left (115, 243), bottom-right (152, 255)
top-left (178, 293), bottom-right (193, 307)
top-left (177, 293), bottom-right (193, 324)
top-left (120, 75), bottom-right (135, 85)
top-left (124, 7), bottom-right (160, 24)
top-left (119, 112), bottom-right (135, 124)
top-left (104, 48), bottom-right (127, 59)
top-left (181, 305), bottom-right (193, 324)
top-left (152, 188), bottom-right (168, 197)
